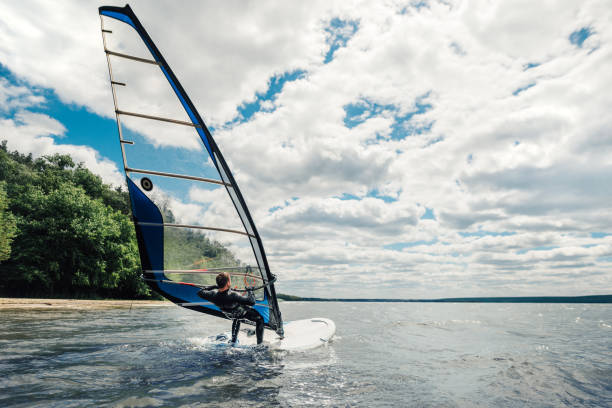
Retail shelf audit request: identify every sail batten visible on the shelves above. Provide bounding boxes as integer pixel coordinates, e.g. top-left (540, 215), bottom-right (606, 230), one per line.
top-left (99, 4), bottom-right (283, 334)
top-left (152, 269), bottom-right (264, 277)
top-left (124, 167), bottom-right (230, 186)
top-left (116, 109), bottom-right (201, 127)
top-left (105, 49), bottom-right (159, 65)
top-left (136, 222), bottom-right (256, 238)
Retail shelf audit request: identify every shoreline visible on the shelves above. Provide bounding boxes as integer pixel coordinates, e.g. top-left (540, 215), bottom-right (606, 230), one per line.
top-left (0, 298), bottom-right (172, 310)
top-left (2, 294), bottom-right (610, 310)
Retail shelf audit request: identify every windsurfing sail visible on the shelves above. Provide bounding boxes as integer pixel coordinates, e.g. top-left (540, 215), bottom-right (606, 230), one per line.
top-left (99, 4), bottom-right (283, 335)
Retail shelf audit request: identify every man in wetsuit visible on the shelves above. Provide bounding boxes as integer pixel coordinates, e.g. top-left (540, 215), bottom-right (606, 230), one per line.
top-left (197, 272), bottom-right (264, 344)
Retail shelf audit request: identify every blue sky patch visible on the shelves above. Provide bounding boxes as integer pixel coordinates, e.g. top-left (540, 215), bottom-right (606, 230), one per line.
top-left (460, 230), bottom-right (515, 238)
top-left (390, 94), bottom-right (433, 140)
top-left (335, 190), bottom-right (398, 202)
top-left (517, 245), bottom-right (559, 255)
top-left (343, 93), bottom-right (433, 140)
top-left (384, 238), bottom-right (438, 251)
top-left (569, 27), bottom-right (592, 48)
top-left (591, 232), bottom-right (611, 238)
top-left (336, 193), bottom-right (360, 201)
top-left (399, 2), bottom-right (429, 14)
top-left (523, 62), bottom-right (540, 70)
top-left (420, 207), bottom-right (436, 220)
top-left (268, 205), bottom-right (284, 213)
top-left (513, 83), bottom-right (536, 96)
top-left (30, 94), bottom-right (121, 166)
top-left (269, 198), bottom-right (299, 213)
top-left (367, 189), bottom-right (398, 203)
top-left (343, 99), bottom-right (395, 129)
top-left (228, 70), bottom-right (306, 126)
top-left (324, 18), bottom-right (359, 63)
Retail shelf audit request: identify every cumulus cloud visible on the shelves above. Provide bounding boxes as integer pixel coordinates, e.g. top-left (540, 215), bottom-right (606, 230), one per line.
top-left (0, 78), bottom-right (44, 113)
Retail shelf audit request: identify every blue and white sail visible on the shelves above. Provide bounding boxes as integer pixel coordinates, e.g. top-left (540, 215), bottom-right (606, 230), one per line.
top-left (99, 4), bottom-right (283, 334)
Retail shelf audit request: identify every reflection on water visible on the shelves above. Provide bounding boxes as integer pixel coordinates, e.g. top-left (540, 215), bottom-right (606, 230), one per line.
top-left (1, 302), bottom-right (610, 407)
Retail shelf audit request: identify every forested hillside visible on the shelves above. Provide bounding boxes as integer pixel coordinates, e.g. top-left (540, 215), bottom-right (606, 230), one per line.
top-left (0, 141), bottom-right (155, 299)
top-left (0, 141), bottom-right (250, 299)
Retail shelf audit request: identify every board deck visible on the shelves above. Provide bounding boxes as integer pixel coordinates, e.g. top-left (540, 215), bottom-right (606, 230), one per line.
top-left (212, 318), bottom-right (336, 351)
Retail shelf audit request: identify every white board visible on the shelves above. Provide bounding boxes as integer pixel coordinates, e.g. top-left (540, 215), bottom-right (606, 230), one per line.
top-left (211, 318), bottom-right (336, 351)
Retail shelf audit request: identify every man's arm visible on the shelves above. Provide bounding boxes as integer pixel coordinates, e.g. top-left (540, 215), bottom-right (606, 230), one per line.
top-left (230, 291), bottom-right (255, 306)
top-left (197, 287), bottom-right (217, 301)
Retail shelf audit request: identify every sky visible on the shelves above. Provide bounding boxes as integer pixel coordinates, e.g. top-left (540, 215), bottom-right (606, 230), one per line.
top-left (1, 0), bottom-right (611, 298)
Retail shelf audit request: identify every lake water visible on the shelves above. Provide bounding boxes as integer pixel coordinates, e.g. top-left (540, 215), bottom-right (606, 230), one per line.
top-left (1, 302), bottom-right (610, 407)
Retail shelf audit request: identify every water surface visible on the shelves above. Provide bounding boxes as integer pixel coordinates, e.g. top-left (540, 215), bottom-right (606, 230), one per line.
top-left (1, 302), bottom-right (610, 407)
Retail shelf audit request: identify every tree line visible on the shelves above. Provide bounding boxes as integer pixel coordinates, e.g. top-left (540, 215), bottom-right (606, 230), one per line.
top-left (0, 141), bottom-right (157, 299)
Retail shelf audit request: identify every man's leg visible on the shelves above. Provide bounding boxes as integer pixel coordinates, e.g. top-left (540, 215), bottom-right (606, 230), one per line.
top-left (255, 318), bottom-right (263, 345)
top-left (244, 308), bottom-right (264, 344)
top-left (231, 319), bottom-right (241, 343)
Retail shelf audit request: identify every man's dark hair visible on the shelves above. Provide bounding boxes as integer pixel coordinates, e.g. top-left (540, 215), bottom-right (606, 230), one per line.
top-left (216, 272), bottom-right (230, 289)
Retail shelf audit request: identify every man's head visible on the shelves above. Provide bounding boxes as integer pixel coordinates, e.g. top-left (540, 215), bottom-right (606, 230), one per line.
top-left (216, 272), bottom-right (231, 291)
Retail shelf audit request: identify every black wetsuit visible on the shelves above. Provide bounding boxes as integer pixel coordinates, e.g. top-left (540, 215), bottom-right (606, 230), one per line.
top-left (197, 286), bottom-right (264, 344)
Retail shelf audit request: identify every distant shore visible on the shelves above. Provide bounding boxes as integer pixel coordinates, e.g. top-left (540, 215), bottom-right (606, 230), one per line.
top-left (0, 298), bottom-right (171, 310)
top-left (278, 294), bottom-right (612, 303)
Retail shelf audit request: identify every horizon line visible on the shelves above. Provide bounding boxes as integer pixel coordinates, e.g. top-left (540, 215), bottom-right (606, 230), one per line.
top-left (277, 294), bottom-right (612, 303)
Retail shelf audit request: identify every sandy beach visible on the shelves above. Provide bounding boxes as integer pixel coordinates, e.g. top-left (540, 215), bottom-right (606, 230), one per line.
top-left (0, 298), bottom-right (171, 310)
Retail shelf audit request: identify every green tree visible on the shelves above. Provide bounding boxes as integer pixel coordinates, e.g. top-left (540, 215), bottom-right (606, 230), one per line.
top-left (0, 182), bottom-right (16, 261)
top-left (3, 182), bottom-right (148, 297)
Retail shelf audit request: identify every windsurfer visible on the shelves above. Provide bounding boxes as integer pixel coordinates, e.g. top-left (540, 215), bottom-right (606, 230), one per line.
top-left (197, 272), bottom-right (264, 344)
